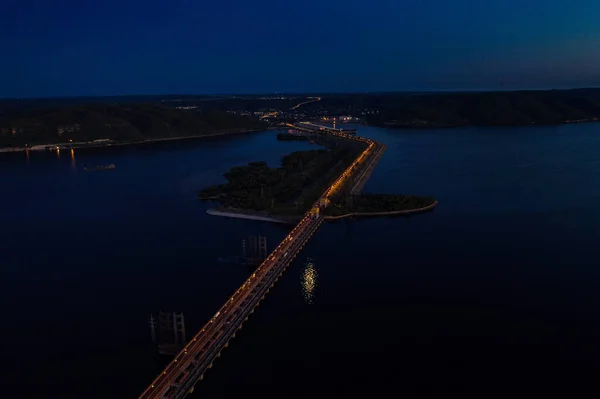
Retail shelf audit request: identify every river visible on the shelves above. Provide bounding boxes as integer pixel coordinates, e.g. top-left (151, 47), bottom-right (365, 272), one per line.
top-left (2, 123), bottom-right (600, 398)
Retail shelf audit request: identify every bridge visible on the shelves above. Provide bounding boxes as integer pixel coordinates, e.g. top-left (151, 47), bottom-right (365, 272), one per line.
top-left (138, 123), bottom-right (377, 399)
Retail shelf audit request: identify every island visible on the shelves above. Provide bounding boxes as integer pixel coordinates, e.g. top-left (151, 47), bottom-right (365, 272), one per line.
top-left (199, 135), bottom-right (364, 222)
top-left (199, 134), bottom-right (436, 223)
top-left (0, 103), bottom-right (267, 151)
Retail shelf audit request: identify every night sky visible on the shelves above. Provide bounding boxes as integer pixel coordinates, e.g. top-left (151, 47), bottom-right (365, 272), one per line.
top-left (2, 0), bottom-right (600, 97)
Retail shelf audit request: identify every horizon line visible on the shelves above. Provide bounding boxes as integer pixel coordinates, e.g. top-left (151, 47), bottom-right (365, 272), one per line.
top-left (2, 86), bottom-right (600, 101)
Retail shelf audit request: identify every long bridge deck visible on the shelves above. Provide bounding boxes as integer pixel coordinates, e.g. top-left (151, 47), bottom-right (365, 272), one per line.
top-left (138, 123), bottom-right (378, 399)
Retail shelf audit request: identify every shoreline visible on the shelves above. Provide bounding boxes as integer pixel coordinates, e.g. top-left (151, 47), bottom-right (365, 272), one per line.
top-left (205, 200), bottom-right (438, 225)
top-left (206, 208), bottom-right (299, 225)
top-left (0, 127), bottom-right (269, 153)
top-left (323, 200), bottom-right (438, 220)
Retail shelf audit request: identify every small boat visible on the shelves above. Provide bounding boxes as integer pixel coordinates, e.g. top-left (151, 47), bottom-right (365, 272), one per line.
top-left (84, 164), bottom-right (116, 172)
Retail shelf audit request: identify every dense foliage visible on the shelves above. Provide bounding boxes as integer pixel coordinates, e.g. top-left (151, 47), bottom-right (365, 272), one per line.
top-left (0, 104), bottom-right (266, 147)
top-left (0, 95), bottom-right (301, 114)
top-left (199, 140), bottom-right (365, 215)
top-left (325, 194), bottom-right (436, 216)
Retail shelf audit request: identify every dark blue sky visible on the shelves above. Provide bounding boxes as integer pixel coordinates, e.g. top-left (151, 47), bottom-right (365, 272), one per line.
top-left (2, 0), bottom-right (600, 97)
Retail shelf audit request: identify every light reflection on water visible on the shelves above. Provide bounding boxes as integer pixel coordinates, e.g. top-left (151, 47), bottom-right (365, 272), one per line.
top-left (302, 258), bottom-right (318, 304)
top-left (70, 148), bottom-right (76, 170)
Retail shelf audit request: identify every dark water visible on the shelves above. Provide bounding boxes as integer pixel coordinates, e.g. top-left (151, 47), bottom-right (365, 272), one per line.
top-left (2, 123), bottom-right (600, 398)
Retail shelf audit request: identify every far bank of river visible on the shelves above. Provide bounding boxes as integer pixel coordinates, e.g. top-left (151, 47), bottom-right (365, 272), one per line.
top-left (0, 127), bottom-right (278, 153)
top-left (4, 114), bottom-right (600, 154)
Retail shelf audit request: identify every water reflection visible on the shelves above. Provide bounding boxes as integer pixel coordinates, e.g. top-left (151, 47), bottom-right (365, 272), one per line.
top-left (70, 148), bottom-right (76, 170)
top-left (149, 311), bottom-right (186, 356)
top-left (302, 258), bottom-right (318, 304)
top-left (56, 147), bottom-right (60, 158)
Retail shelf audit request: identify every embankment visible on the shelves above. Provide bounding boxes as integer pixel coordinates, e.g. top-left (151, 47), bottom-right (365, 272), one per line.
top-left (206, 208), bottom-right (299, 225)
top-left (324, 200), bottom-right (438, 221)
top-left (350, 142), bottom-right (388, 194)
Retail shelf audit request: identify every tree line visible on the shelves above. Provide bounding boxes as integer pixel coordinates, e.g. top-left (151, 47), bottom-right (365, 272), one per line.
top-left (0, 103), bottom-right (267, 147)
top-left (199, 138), bottom-right (365, 215)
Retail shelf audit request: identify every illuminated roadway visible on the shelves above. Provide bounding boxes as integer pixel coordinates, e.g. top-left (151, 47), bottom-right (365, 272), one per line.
top-left (258, 111), bottom-right (278, 119)
top-left (289, 97), bottom-right (321, 110)
top-left (138, 122), bottom-right (376, 399)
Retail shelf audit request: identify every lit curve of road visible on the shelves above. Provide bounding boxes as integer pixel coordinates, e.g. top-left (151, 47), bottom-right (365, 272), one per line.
top-left (289, 97), bottom-right (321, 110)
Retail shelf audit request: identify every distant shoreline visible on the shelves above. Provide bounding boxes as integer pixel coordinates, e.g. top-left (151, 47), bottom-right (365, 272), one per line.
top-left (0, 127), bottom-right (275, 153)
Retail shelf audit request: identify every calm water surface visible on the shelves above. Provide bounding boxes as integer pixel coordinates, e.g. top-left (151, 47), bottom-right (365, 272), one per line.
top-left (2, 124), bottom-right (600, 398)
